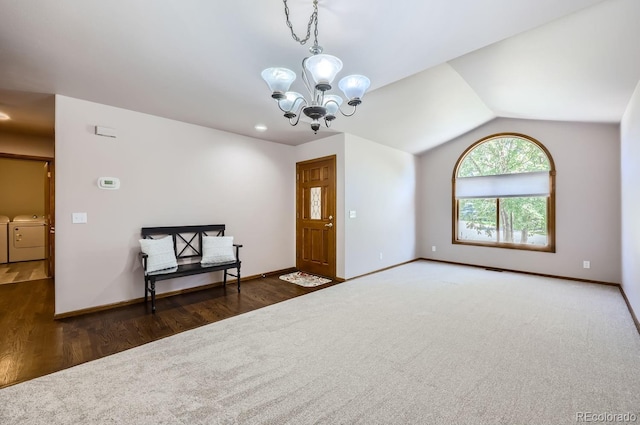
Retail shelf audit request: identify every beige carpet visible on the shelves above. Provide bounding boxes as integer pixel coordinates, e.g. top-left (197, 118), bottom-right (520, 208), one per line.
top-left (1, 261), bottom-right (639, 424)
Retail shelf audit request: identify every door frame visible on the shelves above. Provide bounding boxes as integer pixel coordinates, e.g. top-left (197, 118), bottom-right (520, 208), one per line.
top-left (0, 153), bottom-right (55, 279)
top-left (45, 160), bottom-right (55, 278)
top-left (296, 155), bottom-right (337, 279)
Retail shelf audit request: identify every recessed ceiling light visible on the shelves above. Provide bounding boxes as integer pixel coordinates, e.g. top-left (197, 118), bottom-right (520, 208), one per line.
top-left (0, 112), bottom-right (10, 121)
top-left (254, 124), bottom-right (268, 132)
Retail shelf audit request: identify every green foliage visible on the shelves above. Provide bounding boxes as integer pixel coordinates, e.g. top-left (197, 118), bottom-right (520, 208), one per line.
top-left (457, 137), bottom-right (550, 244)
top-left (460, 197), bottom-right (547, 243)
top-left (500, 197), bottom-right (547, 242)
top-left (460, 199), bottom-right (496, 239)
top-left (458, 137), bottom-right (549, 177)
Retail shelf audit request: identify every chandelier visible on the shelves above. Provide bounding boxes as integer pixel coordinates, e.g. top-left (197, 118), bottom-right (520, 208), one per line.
top-left (261, 0), bottom-right (370, 133)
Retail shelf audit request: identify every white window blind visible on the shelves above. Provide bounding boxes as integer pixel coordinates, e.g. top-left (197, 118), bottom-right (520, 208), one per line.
top-left (456, 171), bottom-right (549, 199)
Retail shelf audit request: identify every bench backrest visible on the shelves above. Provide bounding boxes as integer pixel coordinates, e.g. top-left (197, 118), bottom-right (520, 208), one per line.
top-left (141, 224), bottom-right (226, 260)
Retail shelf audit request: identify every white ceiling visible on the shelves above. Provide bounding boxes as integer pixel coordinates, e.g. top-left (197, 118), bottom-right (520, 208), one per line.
top-left (0, 0), bottom-right (638, 153)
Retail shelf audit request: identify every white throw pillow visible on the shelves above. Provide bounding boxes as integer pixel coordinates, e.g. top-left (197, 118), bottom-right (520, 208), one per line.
top-left (139, 236), bottom-right (178, 273)
top-left (201, 236), bottom-right (236, 265)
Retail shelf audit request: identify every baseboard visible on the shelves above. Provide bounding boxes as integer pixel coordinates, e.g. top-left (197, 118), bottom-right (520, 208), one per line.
top-left (54, 260), bottom-right (640, 337)
top-left (54, 296), bottom-right (155, 319)
top-left (54, 267), bottom-right (296, 320)
top-left (420, 258), bottom-right (640, 334)
top-left (345, 259), bottom-right (421, 281)
top-left (420, 258), bottom-right (621, 287)
top-left (54, 281), bottom-right (223, 319)
top-left (619, 286), bottom-right (640, 335)
top-left (257, 267), bottom-right (297, 279)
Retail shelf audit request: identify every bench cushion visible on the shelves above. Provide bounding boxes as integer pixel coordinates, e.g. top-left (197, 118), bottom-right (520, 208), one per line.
top-left (139, 235), bottom-right (178, 273)
top-left (201, 236), bottom-right (235, 265)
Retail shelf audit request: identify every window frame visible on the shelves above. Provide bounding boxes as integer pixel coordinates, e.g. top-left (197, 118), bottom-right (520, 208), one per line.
top-left (451, 133), bottom-right (556, 253)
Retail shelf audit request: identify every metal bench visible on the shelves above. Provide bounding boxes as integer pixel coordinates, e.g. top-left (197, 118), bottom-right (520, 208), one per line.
top-left (140, 224), bottom-right (242, 313)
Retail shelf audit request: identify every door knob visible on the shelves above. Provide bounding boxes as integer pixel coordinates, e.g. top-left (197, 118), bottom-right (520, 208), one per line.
top-left (325, 223), bottom-right (333, 228)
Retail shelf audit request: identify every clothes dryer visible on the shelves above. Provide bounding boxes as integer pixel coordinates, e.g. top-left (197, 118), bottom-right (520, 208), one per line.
top-left (9, 215), bottom-right (46, 262)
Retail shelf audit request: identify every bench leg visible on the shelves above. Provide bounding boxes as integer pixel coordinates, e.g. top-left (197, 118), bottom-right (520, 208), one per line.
top-left (151, 281), bottom-right (156, 314)
top-left (144, 277), bottom-right (148, 304)
top-left (223, 269), bottom-right (228, 291)
top-left (237, 265), bottom-right (241, 293)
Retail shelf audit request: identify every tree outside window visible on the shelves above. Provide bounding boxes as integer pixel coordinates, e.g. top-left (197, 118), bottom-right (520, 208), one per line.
top-left (453, 134), bottom-right (556, 252)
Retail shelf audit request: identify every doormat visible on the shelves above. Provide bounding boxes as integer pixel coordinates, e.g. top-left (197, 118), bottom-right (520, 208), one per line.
top-left (279, 271), bottom-right (331, 288)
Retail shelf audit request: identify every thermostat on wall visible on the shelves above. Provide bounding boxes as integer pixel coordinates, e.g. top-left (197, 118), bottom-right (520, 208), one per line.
top-left (97, 177), bottom-right (120, 190)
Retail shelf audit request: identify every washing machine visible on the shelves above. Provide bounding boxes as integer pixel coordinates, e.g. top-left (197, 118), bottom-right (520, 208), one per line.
top-left (9, 215), bottom-right (46, 262)
top-left (0, 216), bottom-right (9, 264)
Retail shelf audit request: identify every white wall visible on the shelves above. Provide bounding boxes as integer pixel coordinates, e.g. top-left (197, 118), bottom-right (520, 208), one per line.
top-left (295, 133), bottom-right (418, 280)
top-left (621, 81), bottom-right (640, 318)
top-left (55, 95), bottom-right (295, 314)
top-left (295, 134), bottom-right (346, 278)
top-left (344, 134), bottom-right (417, 278)
top-left (0, 158), bottom-right (46, 219)
top-left (55, 95), bottom-right (623, 314)
top-left (0, 131), bottom-right (54, 158)
top-left (54, 98), bottom-right (417, 313)
top-left (418, 118), bottom-right (621, 283)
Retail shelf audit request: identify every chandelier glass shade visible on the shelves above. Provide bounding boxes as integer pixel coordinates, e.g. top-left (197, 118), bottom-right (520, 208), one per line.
top-left (260, 68), bottom-right (296, 99)
top-left (304, 54), bottom-right (343, 88)
top-left (261, 0), bottom-right (370, 133)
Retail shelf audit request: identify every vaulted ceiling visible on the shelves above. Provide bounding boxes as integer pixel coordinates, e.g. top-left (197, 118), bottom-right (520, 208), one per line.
top-left (0, 0), bottom-right (638, 153)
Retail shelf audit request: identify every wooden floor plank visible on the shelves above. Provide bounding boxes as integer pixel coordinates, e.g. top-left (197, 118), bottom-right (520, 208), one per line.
top-left (0, 260), bottom-right (48, 285)
top-left (0, 274), bottom-right (338, 389)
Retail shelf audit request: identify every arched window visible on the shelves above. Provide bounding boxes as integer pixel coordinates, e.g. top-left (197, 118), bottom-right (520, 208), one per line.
top-left (452, 133), bottom-right (556, 252)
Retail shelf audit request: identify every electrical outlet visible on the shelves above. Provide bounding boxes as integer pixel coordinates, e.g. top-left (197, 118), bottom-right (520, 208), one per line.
top-left (583, 260), bottom-right (591, 269)
top-left (379, 252), bottom-right (383, 260)
top-left (432, 246), bottom-right (436, 252)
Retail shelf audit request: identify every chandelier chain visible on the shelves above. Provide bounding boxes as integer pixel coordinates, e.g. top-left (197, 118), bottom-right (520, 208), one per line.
top-left (283, 0), bottom-right (319, 47)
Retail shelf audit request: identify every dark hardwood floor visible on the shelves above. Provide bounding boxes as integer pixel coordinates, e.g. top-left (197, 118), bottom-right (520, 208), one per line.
top-left (0, 275), bottom-right (339, 389)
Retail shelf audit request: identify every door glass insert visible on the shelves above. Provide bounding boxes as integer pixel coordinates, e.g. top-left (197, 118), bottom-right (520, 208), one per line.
top-left (310, 187), bottom-right (322, 220)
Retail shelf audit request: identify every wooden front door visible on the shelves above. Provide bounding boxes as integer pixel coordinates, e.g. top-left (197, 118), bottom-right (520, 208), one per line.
top-left (296, 156), bottom-right (336, 279)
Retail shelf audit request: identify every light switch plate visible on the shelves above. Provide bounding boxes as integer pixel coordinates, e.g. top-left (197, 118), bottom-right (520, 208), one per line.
top-left (349, 210), bottom-right (357, 218)
top-left (72, 212), bottom-right (88, 224)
